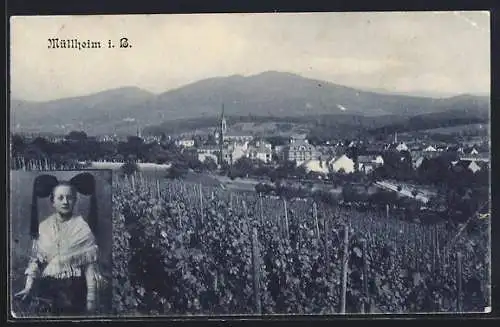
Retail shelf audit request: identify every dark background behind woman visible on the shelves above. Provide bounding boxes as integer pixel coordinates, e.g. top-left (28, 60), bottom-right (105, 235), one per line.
top-left (10, 170), bottom-right (113, 316)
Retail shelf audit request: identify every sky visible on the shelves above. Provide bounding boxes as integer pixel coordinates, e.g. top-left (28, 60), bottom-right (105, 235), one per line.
top-left (10, 11), bottom-right (490, 102)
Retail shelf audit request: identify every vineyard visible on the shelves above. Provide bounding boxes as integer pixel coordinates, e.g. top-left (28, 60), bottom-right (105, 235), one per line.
top-left (112, 174), bottom-right (490, 315)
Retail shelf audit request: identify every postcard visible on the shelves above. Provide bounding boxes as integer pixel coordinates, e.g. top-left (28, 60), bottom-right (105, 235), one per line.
top-left (8, 12), bottom-right (491, 318)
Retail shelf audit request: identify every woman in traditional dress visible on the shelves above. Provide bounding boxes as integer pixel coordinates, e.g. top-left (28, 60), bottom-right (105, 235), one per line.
top-left (15, 172), bottom-right (103, 316)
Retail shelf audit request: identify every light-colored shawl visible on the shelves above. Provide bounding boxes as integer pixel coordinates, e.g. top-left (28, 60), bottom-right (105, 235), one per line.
top-left (34, 214), bottom-right (99, 279)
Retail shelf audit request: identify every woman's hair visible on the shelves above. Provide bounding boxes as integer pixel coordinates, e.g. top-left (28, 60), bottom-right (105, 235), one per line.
top-left (31, 173), bottom-right (98, 240)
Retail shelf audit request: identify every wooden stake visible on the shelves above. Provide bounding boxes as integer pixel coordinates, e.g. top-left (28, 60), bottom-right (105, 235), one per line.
top-left (414, 224), bottom-right (418, 271)
top-left (242, 200), bottom-right (248, 233)
top-left (283, 199), bottom-right (289, 240)
top-left (323, 215), bottom-right (329, 264)
top-left (259, 193), bottom-right (264, 227)
top-left (457, 252), bottom-right (463, 312)
top-left (251, 227), bottom-right (262, 314)
top-left (314, 202), bottom-right (320, 240)
top-left (323, 213), bottom-right (335, 313)
top-left (362, 239), bottom-right (369, 313)
top-left (340, 225), bottom-right (349, 314)
top-left (432, 226), bottom-right (436, 273)
top-left (436, 226), bottom-right (441, 273)
top-left (199, 183), bottom-right (204, 225)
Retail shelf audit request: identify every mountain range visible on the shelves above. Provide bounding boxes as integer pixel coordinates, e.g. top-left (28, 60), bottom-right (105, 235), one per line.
top-left (10, 71), bottom-right (490, 135)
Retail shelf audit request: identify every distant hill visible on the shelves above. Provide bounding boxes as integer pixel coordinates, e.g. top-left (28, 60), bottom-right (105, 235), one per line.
top-left (144, 108), bottom-right (489, 141)
top-left (357, 87), bottom-right (489, 99)
top-left (367, 107), bottom-right (489, 136)
top-left (10, 71), bottom-right (490, 135)
top-left (404, 123), bottom-right (489, 136)
top-left (11, 86), bottom-right (156, 134)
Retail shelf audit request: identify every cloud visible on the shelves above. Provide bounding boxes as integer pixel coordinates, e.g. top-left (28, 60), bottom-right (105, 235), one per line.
top-left (308, 56), bottom-right (405, 76)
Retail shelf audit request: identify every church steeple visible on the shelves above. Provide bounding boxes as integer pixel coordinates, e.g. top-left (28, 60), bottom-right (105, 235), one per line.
top-left (220, 104), bottom-right (227, 137)
top-left (218, 104), bottom-right (226, 165)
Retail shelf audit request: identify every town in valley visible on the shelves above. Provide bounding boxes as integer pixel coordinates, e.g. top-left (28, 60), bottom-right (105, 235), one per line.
top-left (10, 103), bottom-right (490, 224)
top-left (10, 12), bottom-right (491, 315)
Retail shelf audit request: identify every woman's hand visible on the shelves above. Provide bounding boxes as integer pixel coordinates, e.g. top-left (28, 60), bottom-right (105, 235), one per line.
top-left (14, 287), bottom-right (31, 301)
top-left (86, 299), bottom-right (96, 313)
top-left (15, 275), bottom-right (34, 301)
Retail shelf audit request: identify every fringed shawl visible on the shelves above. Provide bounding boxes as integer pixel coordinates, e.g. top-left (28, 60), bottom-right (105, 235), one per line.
top-left (33, 214), bottom-right (98, 279)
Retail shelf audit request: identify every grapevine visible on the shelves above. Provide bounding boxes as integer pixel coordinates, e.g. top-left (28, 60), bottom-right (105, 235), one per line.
top-left (112, 173), bottom-right (490, 315)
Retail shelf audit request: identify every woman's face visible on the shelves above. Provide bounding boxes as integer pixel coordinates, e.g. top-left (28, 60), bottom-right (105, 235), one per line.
top-left (52, 185), bottom-right (76, 216)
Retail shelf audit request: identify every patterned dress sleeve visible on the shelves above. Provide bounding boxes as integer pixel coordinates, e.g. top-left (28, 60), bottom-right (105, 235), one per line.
top-left (24, 240), bottom-right (40, 278)
top-left (23, 241), bottom-right (41, 289)
top-left (84, 262), bottom-right (99, 309)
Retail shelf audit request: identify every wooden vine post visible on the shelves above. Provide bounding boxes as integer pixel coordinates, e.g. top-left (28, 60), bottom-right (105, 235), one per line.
top-left (324, 214), bottom-right (337, 314)
top-left (361, 239), bottom-right (370, 313)
top-left (242, 200), bottom-right (247, 233)
top-left (156, 179), bottom-right (161, 199)
top-left (283, 198), bottom-right (289, 241)
top-left (340, 224), bottom-right (349, 314)
top-left (436, 226), bottom-right (441, 273)
top-left (432, 226), bottom-right (436, 273)
top-left (259, 193), bottom-right (264, 226)
top-left (251, 227), bottom-right (262, 314)
top-left (413, 224), bottom-right (418, 271)
top-left (313, 202), bottom-right (320, 240)
top-left (323, 213), bottom-right (330, 271)
top-left (199, 183), bottom-right (204, 225)
top-left (457, 252), bottom-right (463, 312)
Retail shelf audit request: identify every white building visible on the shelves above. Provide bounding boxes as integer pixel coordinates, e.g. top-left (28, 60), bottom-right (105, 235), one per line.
top-left (224, 132), bottom-right (254, 143)
top-left (230, 142), bottom-right (250, 163)
top-left (329, 155), bottom-right (355, 174)
top-left (199, 153), bottom-right (218, 164)
top-left (468, 161), bottom-right (482, 173)
top-left (175, 139), bottom-right (195, 148)
top-left (396, 142), bottom-right (409, 152)
top-left (198, 146), bottom-right (220, 164)
top-left (424, 145), bottom-right (437, 152)
top-left (301, 159), bottom-right (330, 175)
top-left (357, 155), bottom-right (384, 174)
top-left (422, 145), bottom-right (439, 159)
top-left (247, 142), bottom-right (273, 163)
top-left (285, 136), bottom-right (320, 166)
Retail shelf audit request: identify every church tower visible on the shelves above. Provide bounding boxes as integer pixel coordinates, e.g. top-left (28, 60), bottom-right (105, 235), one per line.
top-left (220, 105), bottom-right (227, 140)
top-left (218, 104), bottom-right (226, 164)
